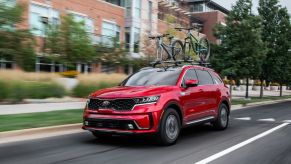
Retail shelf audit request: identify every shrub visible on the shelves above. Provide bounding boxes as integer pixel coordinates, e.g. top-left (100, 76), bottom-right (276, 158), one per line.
top-left (59, 70), bottom-right (79, 78)
top-left (72, 82), bottom-right (117, 98)
top-left (271, 82), bottom-right (280, 86)
top-left (72, 73), bottom-right (127, 98)
top-left (0, 70), bottom-right (66, 102)
top-left (0, 80), bottom-right (66, 102)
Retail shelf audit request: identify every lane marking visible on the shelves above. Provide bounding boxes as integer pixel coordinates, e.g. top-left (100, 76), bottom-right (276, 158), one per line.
top-left (283, 120), bottom-right (291, 123)
top-left (257, 118), bottom-right (276, 122)
top-left (234, 117), bottom-right (251, 121)
top-left (195, 122), bottom-right (290, 164)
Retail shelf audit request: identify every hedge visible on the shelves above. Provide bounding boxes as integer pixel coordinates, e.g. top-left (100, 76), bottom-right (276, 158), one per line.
top-left (0, 80), bottom-right (66, 102)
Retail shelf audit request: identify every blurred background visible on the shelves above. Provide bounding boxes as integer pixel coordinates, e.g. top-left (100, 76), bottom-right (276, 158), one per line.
top-left (0, 0), bottom-right (290, 131)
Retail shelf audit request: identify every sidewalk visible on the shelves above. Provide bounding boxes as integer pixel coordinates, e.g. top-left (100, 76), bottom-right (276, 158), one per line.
top-left (0, 102), bottom-right (86, 115)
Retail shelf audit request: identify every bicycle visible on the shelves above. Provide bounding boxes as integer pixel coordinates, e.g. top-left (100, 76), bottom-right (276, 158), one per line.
top-left (148, 34), bottom-right (184, 62)
top-left (173, 25), bottom-right (210, 63)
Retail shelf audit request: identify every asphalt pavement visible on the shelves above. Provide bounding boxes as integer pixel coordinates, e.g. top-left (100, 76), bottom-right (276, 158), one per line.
top-left (1, 102), bottom-right (291, 164)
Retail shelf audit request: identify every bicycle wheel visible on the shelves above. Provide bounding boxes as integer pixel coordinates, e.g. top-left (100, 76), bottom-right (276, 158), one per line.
top-left (171, 40), bottom-right (185, 61)
top-left (198, 36), bottom-right (210, 62)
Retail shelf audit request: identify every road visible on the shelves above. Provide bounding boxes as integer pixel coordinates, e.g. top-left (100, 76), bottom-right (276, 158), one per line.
top-left (1, 102), bottom-right (291, 164)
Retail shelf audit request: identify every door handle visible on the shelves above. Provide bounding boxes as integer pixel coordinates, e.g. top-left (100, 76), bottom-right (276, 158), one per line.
top-left (199, 89), bottom-right (204, 92)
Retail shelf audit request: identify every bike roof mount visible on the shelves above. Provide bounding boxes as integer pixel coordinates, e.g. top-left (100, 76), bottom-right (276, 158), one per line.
top-left (150, 60), bottom-right (211, 69)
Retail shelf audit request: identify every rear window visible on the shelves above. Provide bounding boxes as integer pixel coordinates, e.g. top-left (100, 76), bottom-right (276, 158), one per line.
top-left (196, 69), bottom-right (214, 85)
top-left (210, 72), bottom-right (223, 84)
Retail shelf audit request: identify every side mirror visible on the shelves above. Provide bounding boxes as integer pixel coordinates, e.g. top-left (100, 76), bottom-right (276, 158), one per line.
top-left (185, 79), bottom-right (199, 88)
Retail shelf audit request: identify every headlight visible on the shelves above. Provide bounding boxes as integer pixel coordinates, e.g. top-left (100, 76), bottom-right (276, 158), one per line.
top-left (134, 96), bottom-right (160, 104)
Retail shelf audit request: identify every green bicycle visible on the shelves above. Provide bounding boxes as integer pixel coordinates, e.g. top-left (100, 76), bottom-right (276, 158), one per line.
top-left (172, 25), bottom-right (210, 63)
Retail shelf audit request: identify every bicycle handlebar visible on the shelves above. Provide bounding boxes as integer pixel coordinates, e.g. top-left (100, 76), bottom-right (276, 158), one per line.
top-left (174, 24), bottom-right (203, 31)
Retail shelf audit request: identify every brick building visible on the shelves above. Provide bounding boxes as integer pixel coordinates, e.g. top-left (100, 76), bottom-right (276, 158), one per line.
top-left (180, 0), bottom-right (229, 44)
top-left (1, 0), bottom-right (229, 73)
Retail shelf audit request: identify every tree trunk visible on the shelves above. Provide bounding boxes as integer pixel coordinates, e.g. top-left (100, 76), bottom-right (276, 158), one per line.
top-left (280, 83), bottom-right (283, 97)
top-left (245, 78), bottom-right (249, 99)
top-left (230, 84), bottom-right (233, 97)
top-left (260, 78), bottom-right (264, 98)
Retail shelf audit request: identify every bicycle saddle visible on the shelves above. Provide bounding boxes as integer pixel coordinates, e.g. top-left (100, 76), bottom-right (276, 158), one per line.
top-left (148, 34), bottom-right (170, 39)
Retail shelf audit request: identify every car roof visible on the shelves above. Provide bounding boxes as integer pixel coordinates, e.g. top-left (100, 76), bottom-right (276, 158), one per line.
top-left (139, 65), bottom-right (214, 72)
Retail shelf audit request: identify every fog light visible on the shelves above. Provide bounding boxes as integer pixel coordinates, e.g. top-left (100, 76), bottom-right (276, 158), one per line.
top-left (84, 121), bottom-right (89, 126)
top-left (127, 124), bottom-right (134, 129)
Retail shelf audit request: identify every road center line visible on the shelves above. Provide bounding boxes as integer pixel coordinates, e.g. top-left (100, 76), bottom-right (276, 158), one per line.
top-left (195, 122), bottom-right (290, 164)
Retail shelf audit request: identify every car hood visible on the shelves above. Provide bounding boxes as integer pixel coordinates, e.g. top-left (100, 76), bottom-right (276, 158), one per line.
top-left (90, 85), bottom-right (177, 98)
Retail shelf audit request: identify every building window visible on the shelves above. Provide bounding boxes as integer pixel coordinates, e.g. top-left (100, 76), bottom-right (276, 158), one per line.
top-left (135, 0), bottom-right (141, 18)
top-left (125, 0), bottom-right (131, 17)
top-left (105, 0), bottom-right (125, 7)
top-left (29, 3), bottom-right (60, 36)
top-left (125, 27), bottom-right (130, 51)
top-left (102, 21), bottom-right (121, 45)
top-left (70, 13), bottom-right (94, 34)
top-left (190, 4), bottom-right (204, 12)
top-left (134, 27), bottom-right (140, 53)
top-left (148, 1), bottom-right (153, 32)
top-left (0, 0), bottom-right (16, 7)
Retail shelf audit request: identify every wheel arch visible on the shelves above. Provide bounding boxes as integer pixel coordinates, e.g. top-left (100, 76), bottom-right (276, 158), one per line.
top-left (162, 101), bottom-right (184, 125)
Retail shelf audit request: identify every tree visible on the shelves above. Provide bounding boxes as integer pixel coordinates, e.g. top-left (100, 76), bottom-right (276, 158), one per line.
top-left (258, 0), bottom-right (291, 97)
top-left (0, 2), bottom-right (36, 71)
top-left (45, 14), bottom-right (95, 69)
top-left (212, 0), bottom-right (266, 98)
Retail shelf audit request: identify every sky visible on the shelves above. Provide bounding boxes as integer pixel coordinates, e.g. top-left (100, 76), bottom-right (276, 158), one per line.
top-left (212, 0), bottom-right (291, 14)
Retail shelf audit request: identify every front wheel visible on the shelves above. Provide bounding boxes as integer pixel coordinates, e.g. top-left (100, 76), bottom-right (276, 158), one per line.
top-left (155, 108), bottom-right (181, 146)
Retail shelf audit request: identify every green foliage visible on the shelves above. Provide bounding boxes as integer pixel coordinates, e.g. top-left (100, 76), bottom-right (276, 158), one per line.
top-left (212, 0), bottom-right (266, 80)
top-left (0, 2), bottom-right (36, 71)
top-left (45, 14), bottom-right (95, 65)
top-left (0, 80), bottom-right (66, 102)
top-left (259, 0), bottom-right (291, 86)
top-left (0, 109), bottom-right (82, 132)
top-left (72, 82), bottom-right (118, 98)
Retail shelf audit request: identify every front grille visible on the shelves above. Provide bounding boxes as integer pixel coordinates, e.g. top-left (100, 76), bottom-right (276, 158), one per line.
top-left (85, 118), bottom-right (138, 130)
top-left (88, 98), bottom-right (136, 111)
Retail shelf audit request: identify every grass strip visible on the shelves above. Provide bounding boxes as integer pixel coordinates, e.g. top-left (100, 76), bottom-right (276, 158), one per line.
top-left (232, 95), bottom-right (291, 105)
top-left (0, 109), bottom-right (83, 132)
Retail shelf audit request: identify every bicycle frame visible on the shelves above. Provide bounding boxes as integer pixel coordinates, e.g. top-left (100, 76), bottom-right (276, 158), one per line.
top-left (184, 30), bottom-right (200, 55)
top-left (155, 38), bottom-right (173, 60)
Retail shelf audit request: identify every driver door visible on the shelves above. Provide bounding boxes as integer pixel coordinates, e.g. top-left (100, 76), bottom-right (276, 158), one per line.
top-left (180, 69), bottom-right (204, 122)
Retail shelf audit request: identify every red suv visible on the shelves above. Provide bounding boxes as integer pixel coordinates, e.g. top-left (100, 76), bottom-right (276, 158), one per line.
top-left (83, 65), bottom-right (231, 145)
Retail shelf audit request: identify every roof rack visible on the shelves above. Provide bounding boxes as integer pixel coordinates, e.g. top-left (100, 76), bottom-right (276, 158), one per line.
top-left (150, 60), bottom-right (211, 69)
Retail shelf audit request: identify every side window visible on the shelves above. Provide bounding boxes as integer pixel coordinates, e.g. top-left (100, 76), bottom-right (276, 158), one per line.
top-left (210, 72), bottom-right (223, 84)
top-left (182, 69), bottom-right (197, 87)
top-left (196, 69), bottom-right (214, 85)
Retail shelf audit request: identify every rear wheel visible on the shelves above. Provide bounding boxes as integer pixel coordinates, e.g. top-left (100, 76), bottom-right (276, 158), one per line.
top-left (171, 40), bottom-right (185, 61)
top-left (212, 104), bottom-right (229, 130)
top-left (155, 108), bottom-right (181, 146)
top-left (198, 36), bottom-right (210, 62)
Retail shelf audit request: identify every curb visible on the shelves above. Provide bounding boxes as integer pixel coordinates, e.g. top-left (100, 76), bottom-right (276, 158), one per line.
top-left (0, 123), bottom-right (83, 144)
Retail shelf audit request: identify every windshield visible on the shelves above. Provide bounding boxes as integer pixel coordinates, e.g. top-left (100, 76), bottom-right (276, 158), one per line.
top-left (121, 68), bottom-right (182, 86)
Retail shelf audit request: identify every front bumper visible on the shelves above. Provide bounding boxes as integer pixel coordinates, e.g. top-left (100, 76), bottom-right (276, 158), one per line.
top-left (82, 112), bottom-right (159, 134)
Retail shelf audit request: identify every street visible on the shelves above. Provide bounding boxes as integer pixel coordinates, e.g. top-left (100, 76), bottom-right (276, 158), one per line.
top-left (1, 102), bottom-right (291, 164)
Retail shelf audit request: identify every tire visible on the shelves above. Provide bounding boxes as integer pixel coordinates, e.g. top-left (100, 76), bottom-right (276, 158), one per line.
top-left (171, 40), bottom-right (185, 61)
top-left (91, 131), bottom-right (112, 139)
top-left (155, 108), bottom-right (181, 146)
top-left (198, 36), bottom-right (210, 62)
top-left (212, 104), bottom-right (229, 130)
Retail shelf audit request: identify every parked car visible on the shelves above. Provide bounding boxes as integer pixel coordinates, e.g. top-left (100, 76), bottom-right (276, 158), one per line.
top-left (82, 65), bottom-right (231, 145)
